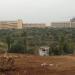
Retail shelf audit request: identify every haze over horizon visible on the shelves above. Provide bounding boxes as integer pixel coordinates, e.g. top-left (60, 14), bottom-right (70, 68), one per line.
top-left (0, 0), bottom-right (74, 23)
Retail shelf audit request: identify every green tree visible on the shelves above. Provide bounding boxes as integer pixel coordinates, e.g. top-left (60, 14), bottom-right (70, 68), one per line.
top-left (6, 35), bottom-right (11, 52)
top-left (10, 41), bottom-right (24, 53)
top-left (21, 30), bottom-right (28, 53)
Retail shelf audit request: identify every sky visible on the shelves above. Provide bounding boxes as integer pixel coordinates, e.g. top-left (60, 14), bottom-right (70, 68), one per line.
top-left (0, 0), bottom-right (75, 23)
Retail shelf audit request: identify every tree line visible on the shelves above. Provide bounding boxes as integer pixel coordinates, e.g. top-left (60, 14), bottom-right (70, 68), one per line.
top-left (0, 28), bottom-right (75, 55)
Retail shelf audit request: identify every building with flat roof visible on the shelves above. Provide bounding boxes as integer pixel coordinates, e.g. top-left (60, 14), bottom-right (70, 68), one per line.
top-left (23, 23), bottom-right (46, 28)
top-left (0, 19), bottom-right (23, 29)
top-left (51, 18), bottom-right (75, 28)
top-left (0, 19), bottom-right (47, 29)
top-left (51, 21), bottom-right (71, 28)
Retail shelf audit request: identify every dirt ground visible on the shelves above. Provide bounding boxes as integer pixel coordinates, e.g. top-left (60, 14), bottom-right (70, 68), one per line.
top-left (0, 54), bottom-right (75, 75)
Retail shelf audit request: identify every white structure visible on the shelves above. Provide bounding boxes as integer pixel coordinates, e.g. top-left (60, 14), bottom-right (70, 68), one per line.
top-left (39, 46), bottom-right (49, 56)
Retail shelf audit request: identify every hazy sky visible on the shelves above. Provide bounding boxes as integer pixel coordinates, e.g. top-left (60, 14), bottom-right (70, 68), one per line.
top-left (0, 0), bottom-right (75, 23)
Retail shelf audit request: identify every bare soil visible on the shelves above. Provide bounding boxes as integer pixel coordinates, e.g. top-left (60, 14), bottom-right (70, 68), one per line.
top-left (0, 54), bottom-right (75, 75)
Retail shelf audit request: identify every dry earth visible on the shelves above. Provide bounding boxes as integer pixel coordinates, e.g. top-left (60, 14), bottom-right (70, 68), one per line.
top-left (0, 54), bottom-right (75, 75)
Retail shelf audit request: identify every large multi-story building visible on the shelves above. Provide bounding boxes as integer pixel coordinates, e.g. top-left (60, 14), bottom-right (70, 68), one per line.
top-left (51, 21), bottom-right (71, 28)
top-left (23, 23), bottom-right (46, 28)
top-left (0, 19), bottom-right (23, 29)
top-left (51, 18), bottom-right (75, 28)
top-left (0, 19), bottom-right (46, 29)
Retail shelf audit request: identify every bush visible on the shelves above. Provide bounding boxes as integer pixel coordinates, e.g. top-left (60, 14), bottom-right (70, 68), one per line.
top-left (9, 42), bottom-right (25, 53)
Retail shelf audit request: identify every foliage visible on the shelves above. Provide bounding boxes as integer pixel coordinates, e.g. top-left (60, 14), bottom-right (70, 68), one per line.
top-left (0, 28), bottom-right (74, 55)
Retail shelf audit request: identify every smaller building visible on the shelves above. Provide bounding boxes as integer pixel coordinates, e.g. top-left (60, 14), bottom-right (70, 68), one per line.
top-left (39, 46), bottom-right (49, 56)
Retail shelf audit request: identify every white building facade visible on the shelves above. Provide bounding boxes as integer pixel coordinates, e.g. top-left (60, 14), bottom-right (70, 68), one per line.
top-left (39, 46), bottom-right (49, 56)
